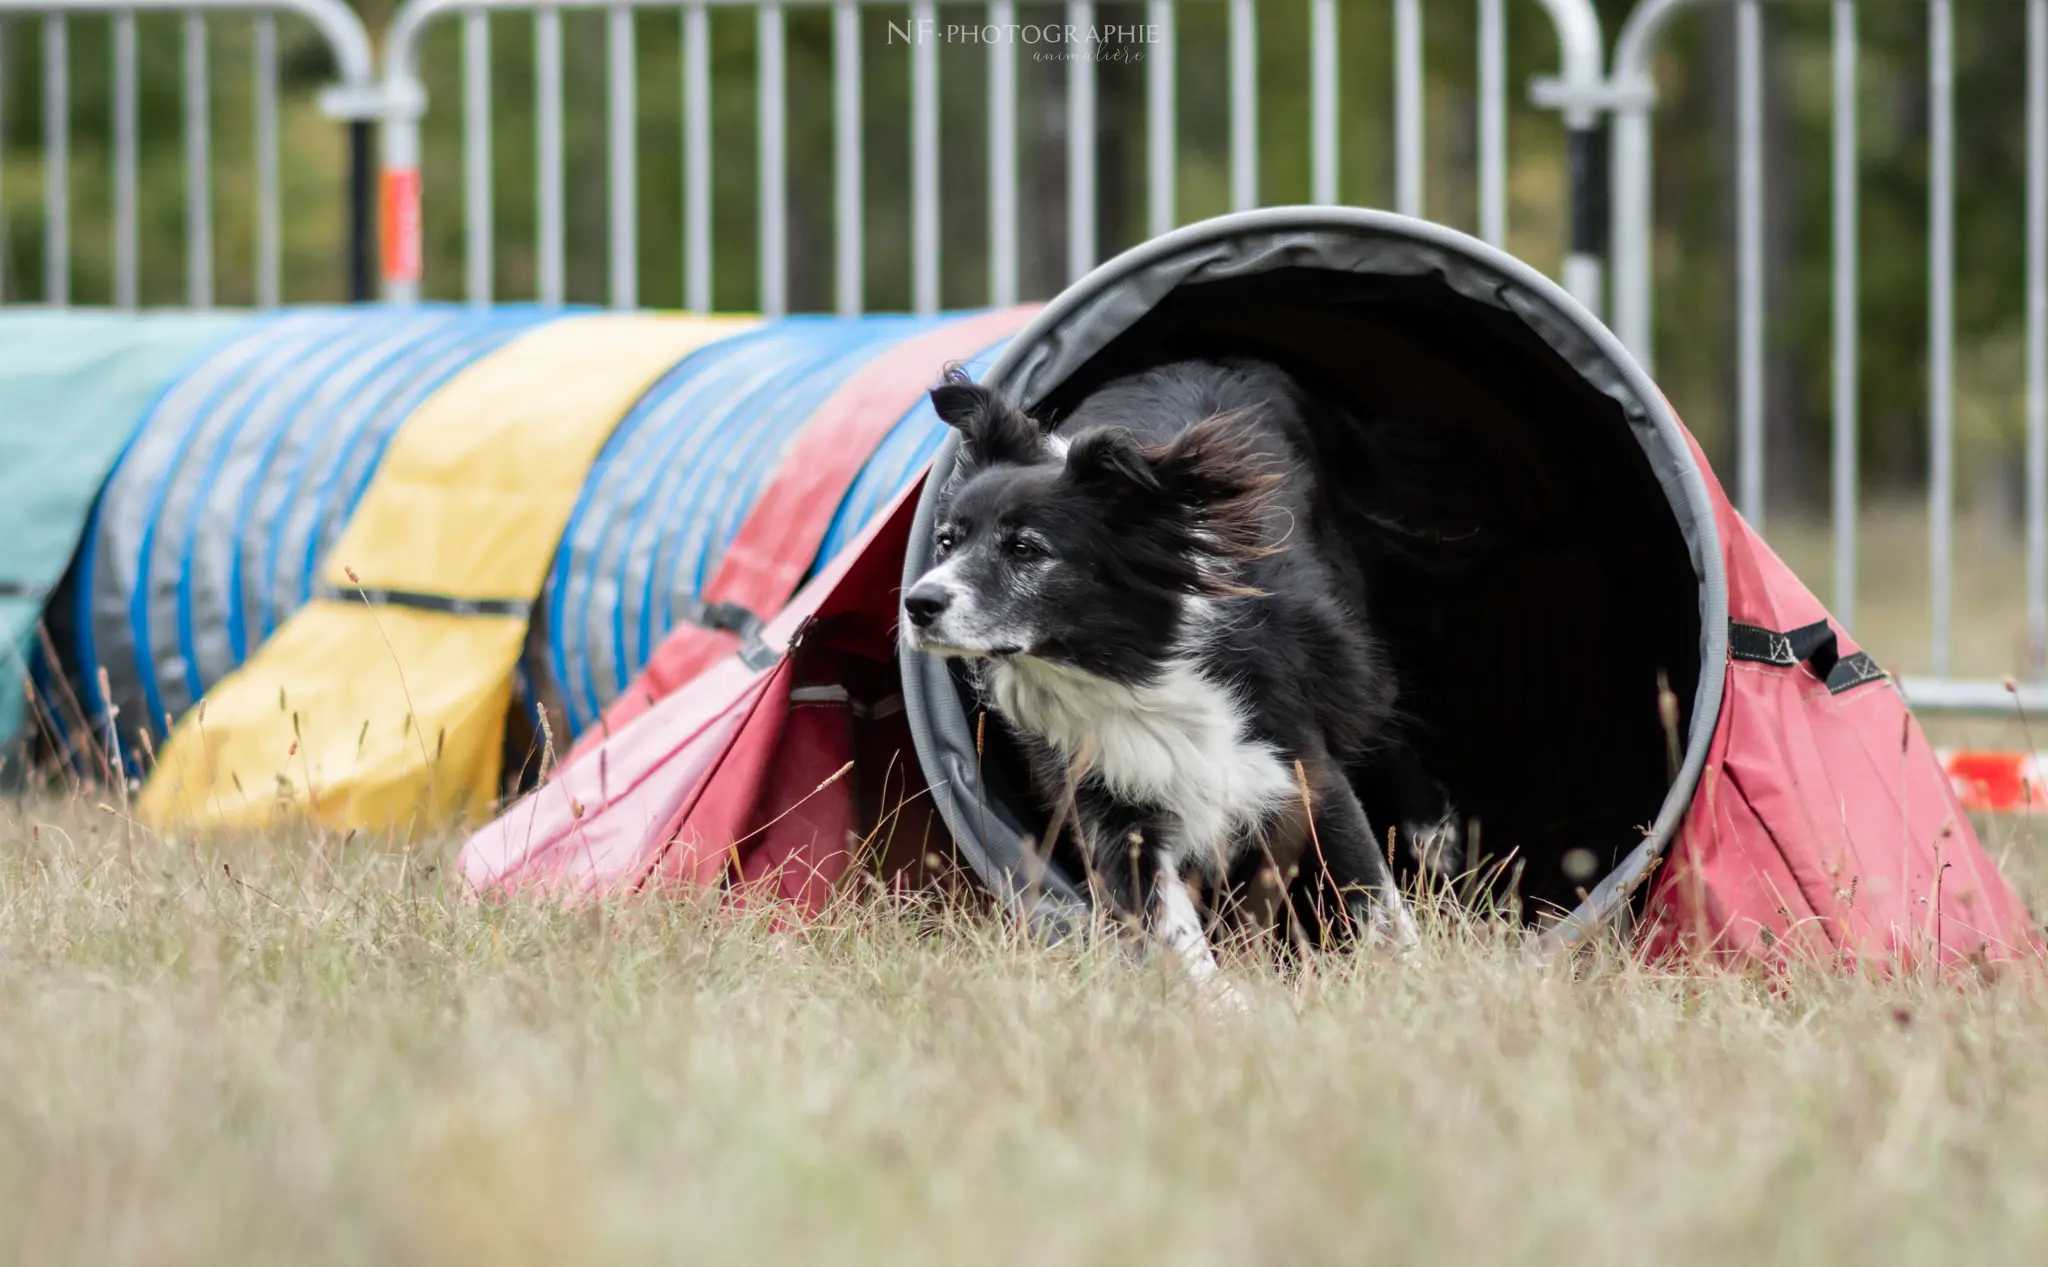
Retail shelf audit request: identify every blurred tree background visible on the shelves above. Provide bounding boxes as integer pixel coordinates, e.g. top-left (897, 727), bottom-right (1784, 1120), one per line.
top-left (0, 0), bottom-right (2037, 530)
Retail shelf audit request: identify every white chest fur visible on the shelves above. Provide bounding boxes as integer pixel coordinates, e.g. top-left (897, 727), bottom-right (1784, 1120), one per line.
top-left (984, 656), bottom-right (1296, 865)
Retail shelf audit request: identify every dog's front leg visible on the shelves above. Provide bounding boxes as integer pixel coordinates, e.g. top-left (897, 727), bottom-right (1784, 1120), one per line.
top-left (1078, 797), bottom-right (1243, 1008)
top-left (1077, 798), bottom-right (1220, 980)
top-left (1308, 761), bottom-right (1422, 950)
top-left (1149, 854), bottom-right (1222, 985)
top-left (1147, 843), bottom-right (1256, 1013)
top-left (1351, 742), bottom-right (1462, 883)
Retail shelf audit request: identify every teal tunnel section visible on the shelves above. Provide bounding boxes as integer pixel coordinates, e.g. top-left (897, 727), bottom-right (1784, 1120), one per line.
top-left (0, 312), bottom-right (251, 762)
top-left (74, 305), bottom-right (563, 748)
top-left (537, 315), bottom-right (1013, 736)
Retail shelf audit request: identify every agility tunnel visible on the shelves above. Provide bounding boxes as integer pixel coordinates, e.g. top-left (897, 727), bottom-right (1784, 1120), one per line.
top-left (463, 208), bottom-right (2039, 970)
top-left (899, 208), bottom-right (2038, 965)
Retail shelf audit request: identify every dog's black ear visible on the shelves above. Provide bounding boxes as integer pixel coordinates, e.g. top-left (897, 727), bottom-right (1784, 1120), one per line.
top-left (1147, 410), bottom-right (1281, 509)
top-left (931, 366), bottom-right (1043, 468)
top-left (1063, 428), bottom-right (1163, 500)
top-left (1141, 411), bottom-right (1284, 562)
top-left (1067, 415), bottom-right (1281, 595)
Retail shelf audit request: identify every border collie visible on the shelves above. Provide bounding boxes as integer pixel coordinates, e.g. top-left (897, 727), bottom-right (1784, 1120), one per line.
top-left (901, 358), bottom-right (1428, 987)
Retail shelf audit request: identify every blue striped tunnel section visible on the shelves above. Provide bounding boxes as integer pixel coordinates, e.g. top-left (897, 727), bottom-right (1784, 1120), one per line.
top-left (541, 315), bottom-right (929, 732)
top-left (536, 317), bottom-right (1013, 735)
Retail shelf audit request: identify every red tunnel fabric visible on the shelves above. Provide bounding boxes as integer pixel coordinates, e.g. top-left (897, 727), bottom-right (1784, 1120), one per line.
top-left (457, 478), bottom-right (923, 904)
top-left (1639, 429), bottom-right (2043, 971)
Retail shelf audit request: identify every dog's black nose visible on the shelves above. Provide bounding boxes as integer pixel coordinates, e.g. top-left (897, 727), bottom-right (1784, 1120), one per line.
top-left (903, 586), bottom-right (950, 628)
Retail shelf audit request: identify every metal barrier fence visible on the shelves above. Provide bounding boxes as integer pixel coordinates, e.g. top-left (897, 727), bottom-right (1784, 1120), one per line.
top-left (372, 0), bottom-right (1607, 313)
top-left (6, 0), bottom-right (2048, 714)
top-left (3, 0), bottom-right (1612, 313)
top-left (0, 0), bottom-right (380, 305)
top-left (1601, 0), bottom-right (2048, 712)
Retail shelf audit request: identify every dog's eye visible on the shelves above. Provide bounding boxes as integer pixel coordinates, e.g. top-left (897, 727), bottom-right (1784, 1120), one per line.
top-left (934, 529), bottom-right (957, 554)
top-left (1008, 537), bottom-right (1042, 561)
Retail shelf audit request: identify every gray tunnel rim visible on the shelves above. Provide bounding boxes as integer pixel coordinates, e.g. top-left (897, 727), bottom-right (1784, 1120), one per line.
top-left (898, 206), bottom-right (1730, 948)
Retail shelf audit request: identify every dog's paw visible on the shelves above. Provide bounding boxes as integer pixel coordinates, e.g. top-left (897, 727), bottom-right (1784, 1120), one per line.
top-left (1404, 811), bottom-right (1463, 879)
top-left (1349, 890), bottom-right (1422, 955)
top-left (1201, 974), bottom-right (1253, 1016)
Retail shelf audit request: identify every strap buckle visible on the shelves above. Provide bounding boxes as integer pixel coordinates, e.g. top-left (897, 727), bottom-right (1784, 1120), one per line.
top-left (694, 600), bottom-right (778, 670)
top-left (1729, 619), bottom-right (1885, 696)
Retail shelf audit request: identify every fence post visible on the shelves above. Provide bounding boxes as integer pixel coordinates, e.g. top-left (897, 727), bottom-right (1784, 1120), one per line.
top-left (1596, 0), bottom-right (1708, 368)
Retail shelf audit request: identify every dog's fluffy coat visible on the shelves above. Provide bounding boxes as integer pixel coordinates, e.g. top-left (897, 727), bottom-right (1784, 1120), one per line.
top-left (901, 359), bottom-right (1426, 979)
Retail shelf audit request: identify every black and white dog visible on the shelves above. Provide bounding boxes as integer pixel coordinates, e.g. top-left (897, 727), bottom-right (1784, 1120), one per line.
top-left (901, 358), bottom-right (1434, 985)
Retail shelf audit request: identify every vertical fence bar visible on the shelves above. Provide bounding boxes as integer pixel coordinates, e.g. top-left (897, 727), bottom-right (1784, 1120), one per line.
top-left (989, 0), bottom-right (1018, 305)
top-left (2030, 0), bottom-right (2048, 676)
top-left (758, 0), bottom-right (786, 317)
top-left (684, 2), bottom-right (710, 312)
top-left (536, 5), bottom-right (565, 306)
top-left (1393, 0), bottom-right (1422, 218)
top-left (44, 15), bottom-right (68, 307)
top-left (1229, 0), bottom-right (1255, 211)
top-left (1735, 0), bottom-right (1763, 529)
top-left (1145, 0), bottom-right (1174, 237)
top-left (1309, 0), bottom-right (1335, 205)
top-left (1610, 102), bottom-right (1653, 368)
top-left (1831, 0), bottom-right (1858, 629)
top-left (1478, 0), bottom-right (1505, 246)
top-left (608, 4), bottom-right (637, 309)
top-left (1066, 0), bottom-right (1096, 281)
top-left (183, 13), bottom-right (211, 308)
top-left (463, 10), bottom-right (493, 305)
top-left (254, 14), bottom-right (279, 308)
top-left (113, 11), bottom-right (138, 309)
top-left (911, 0), bottom-right (939, 314)
top-left (1929, 0), bottom-right (1955, 675)
top-left (833, 0), bottom-right (861, 315)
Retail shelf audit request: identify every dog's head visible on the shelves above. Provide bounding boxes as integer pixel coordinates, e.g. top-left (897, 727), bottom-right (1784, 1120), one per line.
top-left (900, 367), bottom-right (1280, 681)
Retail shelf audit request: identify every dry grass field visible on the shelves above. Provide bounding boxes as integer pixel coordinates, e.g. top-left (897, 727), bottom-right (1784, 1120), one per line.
top-left (4, 501), bottom-right (2048, 1265)
top-left (2, 789), bottom-right (2047, 1267)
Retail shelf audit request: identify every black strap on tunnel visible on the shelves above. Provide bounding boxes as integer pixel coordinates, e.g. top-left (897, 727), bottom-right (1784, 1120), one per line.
top-left (1729, 619), bottom-right (1885, 695)
top-left (680, 598), bottom-right (778, 671)
top-left (0, 579), bottom-right (49, 600)
top-left (318, 584), bottom-right (532, 619)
